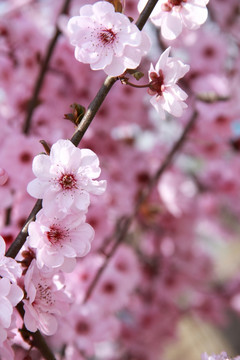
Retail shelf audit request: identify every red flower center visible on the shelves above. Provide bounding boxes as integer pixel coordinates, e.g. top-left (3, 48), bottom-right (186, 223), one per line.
top-left (162, 0), bottom-right (186, 11)
top-left (149, 70), bottom-right (165, 96)
top-left (47, 225), bottom-right (66, 245)
top-left (58, 173), bottom-right (77, 190)
top-left (99, 28), bottom-right (116, 45)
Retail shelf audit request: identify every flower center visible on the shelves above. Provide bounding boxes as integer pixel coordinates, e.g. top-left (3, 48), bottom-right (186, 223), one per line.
top-left (47, 225), bottom-right (67, 245)
top-left (36, 282), bottom-right (54, 306)
top-left (149, 70), bottom-right (165, 96)
top-left (162, 0), bottom-right (186, 11)
top-left (58, 173), bottom-right (77, 190)
top-left (98, 28), bottom-right (116, 45)
top-left (76, 320), bottom-right (90, 334)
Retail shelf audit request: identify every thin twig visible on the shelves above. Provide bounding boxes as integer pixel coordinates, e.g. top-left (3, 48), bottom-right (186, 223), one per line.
top-left (22, 0), bottom-right (71, 135)
top-left (70, 76), bottom-right (118, 145)
top-left (6, 199), bottom-right (42, 258)
top-left (135, 0), bottom-right (159, 30)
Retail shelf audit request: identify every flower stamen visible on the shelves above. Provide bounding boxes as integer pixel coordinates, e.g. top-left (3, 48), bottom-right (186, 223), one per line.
top-left (98, 28), bottom-right (116, 45)
top-left (58, 173), bottom-right (77, 190)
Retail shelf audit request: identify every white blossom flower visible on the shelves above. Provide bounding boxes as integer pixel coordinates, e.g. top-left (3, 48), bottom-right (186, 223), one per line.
top-left (0, 236), bottom-right (23, 347)
top-left (23, 260), bottom-right (70, 335)
top-left (27, 139), bottom-right (106, 215)
top-left (138, 0), bottom-right (209, 40)
top-left (67, 1), bottom-right (151, 76)
top-left (0, 236), bottom-right (22, 283)
top-left (27, 209), bottom-right (94, 272)
top-left (148, 47), bottom-right (189, 118)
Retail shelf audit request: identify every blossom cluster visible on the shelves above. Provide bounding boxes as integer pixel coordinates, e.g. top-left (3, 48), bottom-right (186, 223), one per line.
top-left (22, 139), bottom-right (106, 335)
top-left (2, 0), bottom-right (240, 359)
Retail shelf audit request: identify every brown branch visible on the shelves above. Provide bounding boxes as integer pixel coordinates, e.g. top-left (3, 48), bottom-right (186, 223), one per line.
top-left (70, 76), bottom-right (118, 145)
top-left (82, 110), bottom-right (198, 304)
top-left (6, 199), bottom-right (42, 258)
top-left (22, 0), bottom-right (71, 135)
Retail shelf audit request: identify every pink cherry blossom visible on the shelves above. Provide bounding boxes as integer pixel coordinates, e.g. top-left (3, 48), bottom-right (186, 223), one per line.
top-left (57, 302), bottom-right (120, 356)
top-left (27, 139), bottom-right (106, 215)
top-left (147, 47), bottom-right (189, 118)
top-left (0, 277), bottom-right (23, 345)
top-left (0, 237), bottom-right (23, 353)
top-left (23, 260), bottom-right (70, 335)
top-left (27, 209), bottom-right (94, 272)
top-left (0, 236), bottom-right (23, 283)
top-left (67, 1), bottom-right (151, 76)
top-left (138, 0), bottom-right (209, 40)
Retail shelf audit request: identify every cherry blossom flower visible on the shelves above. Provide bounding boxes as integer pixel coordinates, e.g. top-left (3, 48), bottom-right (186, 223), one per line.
top-left (27, 139), bottom-right (106, 215)
top-left (0, 277), bottom-right (23, 345)
top-left (0, 236), bottom-right (23, 352)
top-left (27, 209), bottom-right (94, 272)
top-left (57, 302), bottom-right (119, 356)
top-left (0, 236), bottom-right (23, 284)
top-left (23, 260), bottom-right (70, 335)
top-left (138, 0), bottom-right (209, 40)
top-left (67, 1), bottom-right (151, 76)
top-left (147, 47), bottom-right (189, 118)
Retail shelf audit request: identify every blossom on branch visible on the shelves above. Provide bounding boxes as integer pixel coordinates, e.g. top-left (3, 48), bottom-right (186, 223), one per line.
top-left (138, 0), bottom-right (209, 40)
top-left (67, 1), bottom-right (151, 76)
top-left (0, 236), bottom-right (23, 354)
top-left (27, 209), bottom-right (94, 272)
top-left (148, 47), bottom-right (189, 118)
top-left (27, 139), bottom-right (106, 215)
top-left (23, 260), bottom-right (70, 336)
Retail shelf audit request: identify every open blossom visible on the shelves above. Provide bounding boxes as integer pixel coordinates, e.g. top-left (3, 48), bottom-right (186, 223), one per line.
top-left (148, 47), bottom-right (189, 118)
top-left (27, 209), bottom-right (94, 272)
top-left (0, 237), bottom-right (23, 347)
top-left (23, 260), bottom-right (70, 335)
top-left (0, 236), bottom-right (23, 284)
top-left (67, 1), bottom-right (151, 76)
top-left (27, 139), bottom-right (106, 215)
top-left (138, 0), bottom-right (209, 40)
top-left (0, 278), bottom-right (23, 346)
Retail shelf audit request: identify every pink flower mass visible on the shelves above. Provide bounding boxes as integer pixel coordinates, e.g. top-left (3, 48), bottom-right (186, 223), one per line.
top-left (2, 0), bottom-right (240, 359)
top-left (67, 1), bottom-right (151, 76)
